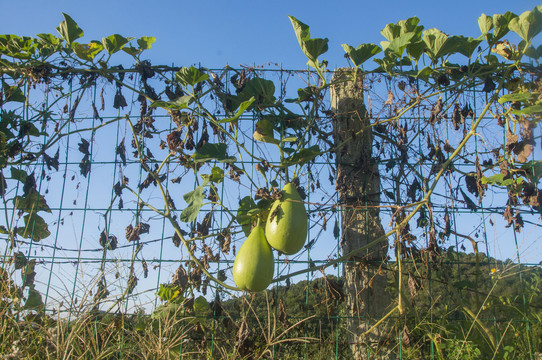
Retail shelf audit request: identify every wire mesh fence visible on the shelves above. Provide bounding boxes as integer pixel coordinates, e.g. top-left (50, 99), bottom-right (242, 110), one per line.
top-left (1, 63), bottom-right (541, 359)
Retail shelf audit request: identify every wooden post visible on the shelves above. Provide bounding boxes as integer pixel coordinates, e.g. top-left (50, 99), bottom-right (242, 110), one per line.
top-left (331, 69), bottom-right (391, 359)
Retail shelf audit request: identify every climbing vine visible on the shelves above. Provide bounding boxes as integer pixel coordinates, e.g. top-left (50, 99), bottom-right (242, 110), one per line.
top-left (0, 8), bottom-right (541, 354)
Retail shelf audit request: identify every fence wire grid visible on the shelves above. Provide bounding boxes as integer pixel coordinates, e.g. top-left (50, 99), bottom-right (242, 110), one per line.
top-left (1, 64), bottom-right (542, 359)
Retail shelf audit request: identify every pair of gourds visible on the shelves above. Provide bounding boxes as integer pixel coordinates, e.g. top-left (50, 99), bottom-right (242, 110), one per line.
top-left (232, 183), bottom-right (307, 292)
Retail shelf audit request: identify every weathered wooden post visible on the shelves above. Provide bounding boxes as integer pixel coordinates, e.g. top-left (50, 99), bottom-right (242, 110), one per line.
top-left (331, 69), bottom-right (391, 359)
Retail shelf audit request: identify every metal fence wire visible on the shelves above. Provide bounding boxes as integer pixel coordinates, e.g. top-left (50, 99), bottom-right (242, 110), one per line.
top-left (1, 64), bottom-right (541, 359)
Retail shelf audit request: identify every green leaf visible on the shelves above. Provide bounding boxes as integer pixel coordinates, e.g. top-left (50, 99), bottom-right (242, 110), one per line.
top-left (288, 15), bottom-right (328, 62)
top-left (415, 66), bottom-right (433, 81)
top-left (175, 66), bottom-right (209, 87)
top-left (202, 166), bottom-right (225, 184)
top-left (342, 43), bottom-right (382, 67)
top-left (381, 17), bottom-right (423, 43)
top-left (281, 136), bottom-right (298, 143)
top-left (210, 166), bottom-right (224, 183)
top-left (194, 296), bottom-right (209, 316)
top-left (137, 36), bottom-right (156, 50)
top-left (122, 46), bottom-right (141, 56)
top-left (381, 22), bottom-right (402, 42)
top-left (512, 104), bottom-right (542, 116)
top-left (5, 36), bottom-right (37, 59)
top-left (218, 97), bottom-right (254, 123)
top-left (150, 95), bottom-right (192, 110)
top-left (373, 55), bottom-right (412, 74)
top-left (102, 34), bottom-right (132, 55)
top-left (24, 287), bottom-right (44, 311)
top-left (36, 33), bottom-right (62, 47)
top-left (398, 17), bottom-right (423, 36)
top-left (283, 145), bottom-right (320, 166)
top-left (180, 186), bottom-right (204, 222)
top-left (13, 251), bottom-right (27, 270)
top-left (478, 14), bottom-right (494, 37)
top-left (493, 12), bottom-right (517, 41)
top-left (423, 28), bottom-right (455, 60)
top-left (303, 38), bottom-right (329, 63)
top-left (36, 33), bottom-right (62, 57)
top-left (21, 121), bottom-right (42, 137)
top-left (14, 189), bottom-right (51, 214)
top-left (240, 78), bottom-right (275, 106)
top-left (17, 213), bottom-right (50, 241)
top-left (406, 40), bottom-right (427, 61)
top-left (192, 143), bottom-right (236, 163)
top-left (508, 6), bottom-right (542, 43)
top-left (151, 302), bottom-right (183, 320)
top-left (381, 32), bottom-right (415, 57)
top-left (10, 167), bottom-right (28, 182)
top-left (498, 92), bottom-right (533, 104)
top-left (449, 36), bottom-right (482, 58)
top-left (72, 41), bottom-right (103, 61)
top-left (481, 173), bottom-right (514, 186)
top-left (237, 196), bottom-right (257, 236)
top-left (56, 13), bottom-right (84, 46)
top-left (521, 160), bottom-right (542, 184)
top-left (525, 44), bottom-right (542, 59)
top-left (156, 284), bottom-right (182, 302)
top-left (253, 119), bottom-right (278, 144)
top-left (2, 82), bottom-right (25, 103)
top-left (21, 259), bottom-right (36, 286)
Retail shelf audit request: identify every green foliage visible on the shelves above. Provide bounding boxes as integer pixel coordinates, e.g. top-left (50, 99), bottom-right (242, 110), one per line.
top-left (192, 143), bottom-right (236, 163)
top-left (342, 43), bottom-right (382, 68)
top-left (180, 186), bottom-right (205, 222)
top-left (1, 6), bottom-right (542, 359)
top-left (288, 15), bottom-right (329, 65)
top-left (176, 66), bottom-right (210, 87)
top-left (56, 13), bottom-right (84, 46)
top-left (508, 5), bottom-right (542, 44)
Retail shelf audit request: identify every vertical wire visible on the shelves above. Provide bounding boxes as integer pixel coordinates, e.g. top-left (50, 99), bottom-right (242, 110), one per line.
top-left (303, 65), bottom-right (311, 360)
top-left (512, 215), bottom-right (533, 353)
top-left (66, 78), bottom-right (89, 326)
top-left (123, 71), bottom-right (144, 315)
top-left (333, 67), bottom-right (341, 360)
top-left (43, 79), bottom-right (71, 310)
top-left (20, 79), bottom-right (49, 315)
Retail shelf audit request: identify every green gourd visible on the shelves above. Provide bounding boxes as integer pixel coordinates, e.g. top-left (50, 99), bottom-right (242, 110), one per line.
top-left (232, 224), bottom-right (274, 292)
top-left (265, 183), bottom-right (307, 255)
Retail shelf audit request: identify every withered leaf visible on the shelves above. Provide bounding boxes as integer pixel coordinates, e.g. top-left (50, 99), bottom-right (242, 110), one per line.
top-left (443, 139), bottom-right (455, 153)
top-left (113, 181), bottom-right (123, 197)
top-left (113, 89), bottom-right (127, 109)
top-left (142, 259), bottom-right (148, 278)
top-left (166, 130), bottom-right (183, 151)
top-left (78, 138), bottom-right (90, 155)
top-left (278, 299), bottom-right (289, 327)
top-left (43, 149), bottom-right (59, 171)
top-left (451, 103), bottom-right (464, 130)
top-left (125, 222), bottom-right (150, 242)
top-left (429, 97), bottom-right (443, 124)
top-left (116, 138), bottom-right (127, 166)
top-left (482, 77), bottom-right (496, 93)
top-left (401, 325), bottom-right (411, 347)
top-left (99, 230), bottom-right (118, 250)
top-left (408, 271), bottom-right (421, 298)
top-left (79, 154), bottom-right (91, 178)
top-left (514, 211), bottom-right (524, 233)
top-left (127, 274), bottom-right (138, 294)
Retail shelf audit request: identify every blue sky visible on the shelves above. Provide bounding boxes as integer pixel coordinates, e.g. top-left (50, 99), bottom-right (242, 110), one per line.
top-left (2, 0), bottom-right (541, 308)
top-left (1, 0), bottom-right (539, 68)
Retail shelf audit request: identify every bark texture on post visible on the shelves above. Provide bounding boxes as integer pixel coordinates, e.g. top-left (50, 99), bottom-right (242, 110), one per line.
top-left (331, 69), bottom-right (391, 359)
